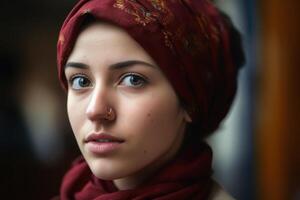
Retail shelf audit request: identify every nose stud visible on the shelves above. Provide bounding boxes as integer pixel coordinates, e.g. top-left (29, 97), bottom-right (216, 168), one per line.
top-left (105, 107), bottom-right (115, 121)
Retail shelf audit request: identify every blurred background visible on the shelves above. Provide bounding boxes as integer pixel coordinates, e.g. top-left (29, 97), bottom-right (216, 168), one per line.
top-left (0, 0), bottom-right (299, 199)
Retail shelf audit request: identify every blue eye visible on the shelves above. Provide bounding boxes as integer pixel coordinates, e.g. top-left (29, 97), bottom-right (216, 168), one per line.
top-left (70, 75), bottom-right (91, 90)
top-left (120, 74), bottom-right (146, 88)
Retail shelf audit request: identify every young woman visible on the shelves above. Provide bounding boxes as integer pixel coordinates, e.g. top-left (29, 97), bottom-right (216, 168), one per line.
top-left (56, 0), bottom-right (245, 199)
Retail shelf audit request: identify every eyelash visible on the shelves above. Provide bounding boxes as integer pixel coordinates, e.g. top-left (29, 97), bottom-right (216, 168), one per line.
top-left (67, 73), bottom-right (148, 90)
top-left (119, 73), bottom-right (148, 88)
top-left (68, 73), bottom-right (91, 90)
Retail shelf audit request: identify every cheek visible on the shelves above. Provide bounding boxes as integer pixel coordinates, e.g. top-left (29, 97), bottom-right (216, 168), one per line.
top-left (67, 94), bottom-right (86, 136)
top-left (117, 90), bottom-right (185, 171)
top-left (120, 90), bottom-right (182, 139)
top-left (147, 92), bottom-right (181, 126)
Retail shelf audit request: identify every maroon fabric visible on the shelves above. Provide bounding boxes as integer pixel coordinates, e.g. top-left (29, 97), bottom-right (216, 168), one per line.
top-left (57, 0), bottom-right (242, 136)
top-left (60, 142), bottom-right (213, 200)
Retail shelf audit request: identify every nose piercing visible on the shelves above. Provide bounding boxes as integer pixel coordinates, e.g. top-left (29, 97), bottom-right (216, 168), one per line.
top-left (105, 107), bottom-right (115, 120)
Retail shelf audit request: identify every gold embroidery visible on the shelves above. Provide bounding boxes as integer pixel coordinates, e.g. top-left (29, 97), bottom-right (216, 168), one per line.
top-left (113, 0), bottom-right (175, 50)
top-left (113, 0), bottom-right (173, 26)
top-left (114, 0), bottom-right (156, 26)
top-left (162, 31), bottom-right (175, 52)
top-left (113, 0), bottom-right (219, 55)
top-left (149, 0), bottom-right (173, 25)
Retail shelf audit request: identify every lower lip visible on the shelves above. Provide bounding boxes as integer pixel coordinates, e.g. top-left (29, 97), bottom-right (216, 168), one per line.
top-left (85, 141), bottom-right (123, 155)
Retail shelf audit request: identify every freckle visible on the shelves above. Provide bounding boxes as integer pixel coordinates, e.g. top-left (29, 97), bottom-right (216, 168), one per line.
top-left (147, 113), bottom-right (151, 117)
top-left (143, 150), bottom-right (147, 154)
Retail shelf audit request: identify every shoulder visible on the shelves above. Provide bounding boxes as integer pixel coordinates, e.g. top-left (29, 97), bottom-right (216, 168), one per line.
top-left (208, 181), bottom-right (236, 200)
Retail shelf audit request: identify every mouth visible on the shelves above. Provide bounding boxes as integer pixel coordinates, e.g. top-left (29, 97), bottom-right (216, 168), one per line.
top-left (84, 133), bottom-right (125, 155)
top-left (93, 139), bottom-right (118, 142)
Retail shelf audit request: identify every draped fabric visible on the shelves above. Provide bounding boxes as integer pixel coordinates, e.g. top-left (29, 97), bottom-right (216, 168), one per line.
top-left (60, 142), bottom-right (213, 200)
top-left (57, 0), bottom-right (244, 137)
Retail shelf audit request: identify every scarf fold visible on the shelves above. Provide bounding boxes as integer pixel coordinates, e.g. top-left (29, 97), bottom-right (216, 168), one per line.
top-left (60, 142), bottom-right (213, 200)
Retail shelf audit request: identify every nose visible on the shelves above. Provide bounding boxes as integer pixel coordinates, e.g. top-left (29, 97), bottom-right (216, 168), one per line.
top-left (86, 86), bottom-right (116, 122)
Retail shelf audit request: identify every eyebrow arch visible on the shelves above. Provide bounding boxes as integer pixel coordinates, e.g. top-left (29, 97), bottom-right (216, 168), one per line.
top-left (65, 62), bottom-right (89, 69)
top-left (64, 60), bottom-right (156, 70)
top-left (110, 60), bottom-right (156, 70)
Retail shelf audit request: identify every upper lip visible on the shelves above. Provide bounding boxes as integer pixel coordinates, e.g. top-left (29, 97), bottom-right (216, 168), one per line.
top-left (85, 133), bottom-right (125, 143)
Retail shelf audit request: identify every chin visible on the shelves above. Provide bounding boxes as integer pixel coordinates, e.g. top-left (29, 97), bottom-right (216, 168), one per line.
top-left (88, 160), bottom-right (128, 181)
top-left (90, 167), bottom-right (119, 180)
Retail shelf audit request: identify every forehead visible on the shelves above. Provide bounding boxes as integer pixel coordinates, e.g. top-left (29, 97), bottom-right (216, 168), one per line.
top-left (68, 22), bottom-right (155, 64)
top-left (76, 22), bottom-right (129, 46)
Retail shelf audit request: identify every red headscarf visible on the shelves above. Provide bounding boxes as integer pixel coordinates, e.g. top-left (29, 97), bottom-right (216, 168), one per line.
top-left (57, 0), bottom-right (244, 137)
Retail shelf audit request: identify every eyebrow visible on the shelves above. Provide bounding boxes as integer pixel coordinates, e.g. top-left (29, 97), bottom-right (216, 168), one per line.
top-left (65, 60), bottom-right (157, 70)
top-left (65, 62), bottom-right (88, 69)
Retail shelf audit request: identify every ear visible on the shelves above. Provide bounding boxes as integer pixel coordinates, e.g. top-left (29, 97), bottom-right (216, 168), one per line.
top-left (183, 110), bottom-right (192, 123)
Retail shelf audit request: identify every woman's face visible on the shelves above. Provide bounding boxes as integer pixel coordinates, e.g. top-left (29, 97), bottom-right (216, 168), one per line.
top-left (65, 22), bottom-right (190, 189)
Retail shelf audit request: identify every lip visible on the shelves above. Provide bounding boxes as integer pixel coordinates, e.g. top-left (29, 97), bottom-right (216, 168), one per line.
top-left (84, 133), bottom-right (125, 155)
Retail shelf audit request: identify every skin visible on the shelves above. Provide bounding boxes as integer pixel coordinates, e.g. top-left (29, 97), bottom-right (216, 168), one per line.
top-left (65, 22), bottom-right (191, 190)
